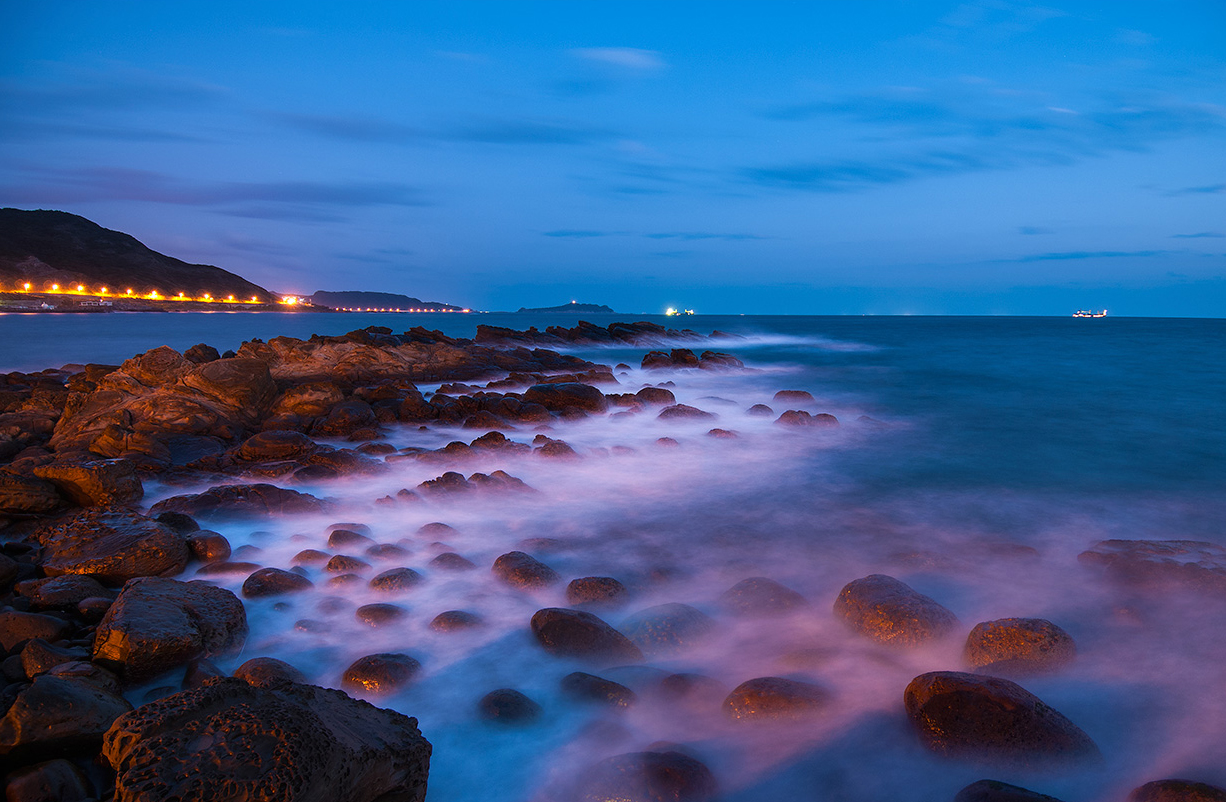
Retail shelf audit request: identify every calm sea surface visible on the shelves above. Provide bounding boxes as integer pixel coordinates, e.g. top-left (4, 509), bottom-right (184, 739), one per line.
top-left (3, 311), bottom-right (1224, 800)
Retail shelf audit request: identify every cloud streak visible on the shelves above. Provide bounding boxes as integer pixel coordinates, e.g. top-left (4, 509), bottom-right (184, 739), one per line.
top-left (569, 48), bottom-right (666, 71)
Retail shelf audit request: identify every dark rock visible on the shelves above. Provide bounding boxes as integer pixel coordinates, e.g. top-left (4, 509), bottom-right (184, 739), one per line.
top-left (429, 610), bottom-right (483, 632)
top-left (328, 528), bottom-right (376, 549)
top-left (833, 574), bottom-right (959, 647)
top-left (720, 577), bottom-right (807, 616)
top-left (102, 676), bottom-right (430, 802)
top-left (38, 509), bottom-right (188, 584)
top-left (0, 472), bottom-right (63, 515)
top-left (44, 660), bottom-right (120, 693)
top-left (237, 430), bottom-right (317, 461)
top-left (195, 560), bottom-right (262, 576)
top-left (242, 567), bottom-right (314, 598)
top-left (0, 675), bottom-right (132, 760)
top-left (965, 619), bottom-right (1076, 675)
top-left (181, 657), bottom-right (225, 689)
top-left (2, 757), bottom-right (93, 802)
top-left (478, 688), bottom-right (541, 723)
top-left (234, 656), bottom-right (308, 687)
top-left (530, 608), bottom-right (643, 663)
top-left (620, 603), bottom-right (715, 656)
top-left (575, 751), bottom-right (717, 802)
top-left (774, 410), bottom-right (839, 427)
top-left (341, 653), bottom-right (421, 695)
top-left (634, 387), bottom-right (677, 406)
top-left (183, 343), bottom-right (221, 363)
top-left (77, 596), bottom-right (113, 622)
top-left (659, 673), bottom-right (726, 707)
top-left (312, 398), bottom-right (378, 437)
top-left (149, 482), bottom-right (328, 519)
top-left (492, 551), bottom-right (560, 589)
top-left (0, 611), bottom-right (72, 652)
top-left (154, 511), bottom-right (200, 534)
top-left (773, 389), bottom-right (815, 403)
top-left (1128, 780), bottom-right (1226, 802)
top-left (185, 530), bottom-right (231, 563)
top-left (93, 577), bottom-right (247, 682)
top-left (567, 576), bottom-right (628, 607)
top-left (723, 676), bottom-right (831, 722)
top-left (955, 779), bottom-right (1067, 802)
top-left (1078, 540), bottom-right (1226, 594)
top-left (746, 403), bottom-right (773, 416)
top-left (33, 458), bottom-right (143, 506)
top-left (20, 575), bottom-right (109, 610)
top-left (903, 671), bottom-right (1099, 766)
top-left (562, 671), bottom-right (636, 708)
top-left (356, 603), bottom-right (406, 628)
top-left (292, 548), bottom-right (331, 565)
top-left (523, 383), bottom-right (609, 414)
top-left (657, 404), bottom-right (715, 421)
top-left (366, 543), bottom-right (410, 560)
top-left (706, 428), bottom-right (738, 438)
top-left (430, 552), bottom-right (476, 571)
top-left (370, 567), bottom-right (423, 593)
top-left (326, 554), bottom-right (371, 573)
top-left (20, 639), bottom-right (88, 678)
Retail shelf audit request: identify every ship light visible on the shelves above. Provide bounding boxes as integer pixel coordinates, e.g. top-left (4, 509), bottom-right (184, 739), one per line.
top-left (77, 284), bottom-right (85, 292)
top-left (23, 283), bottom-right (30, 290)
top-left (52, 284), bottom-right (59, 291)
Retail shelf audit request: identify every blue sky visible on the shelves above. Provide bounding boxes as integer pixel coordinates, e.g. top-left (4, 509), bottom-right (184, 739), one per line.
top-left (2, 1), bottom-right (1223, 314)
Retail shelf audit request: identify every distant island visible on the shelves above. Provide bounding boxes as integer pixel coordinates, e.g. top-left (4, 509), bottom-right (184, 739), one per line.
top-left (309, 290), bottom-right (465, 312)
top-left (517, 301), bottom-right (617, 313)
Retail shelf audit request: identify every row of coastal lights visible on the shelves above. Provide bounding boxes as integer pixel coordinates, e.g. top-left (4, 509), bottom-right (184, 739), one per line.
top-left (337, 307), bottom-right (472, 313)
top-left (3, 282), bottom-right (260, 303)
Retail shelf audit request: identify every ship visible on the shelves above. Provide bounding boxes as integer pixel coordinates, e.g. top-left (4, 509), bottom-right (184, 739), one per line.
top-left (1072, 309), bottom-right (1107, 318)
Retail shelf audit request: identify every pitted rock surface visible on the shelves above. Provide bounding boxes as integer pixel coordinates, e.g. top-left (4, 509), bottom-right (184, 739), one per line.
top-left (32, 458), bottom-right (143, 506)
top-left (833, 574), bottom-right (959, 647)
top-left (38, 509), bottom-right (188, 584)
top-left (965, 618), bottom-right (1077, 675)
top-left (103, 676), bottom-right (431, 802)
top-left (149, 483), bottom-right (328, 519)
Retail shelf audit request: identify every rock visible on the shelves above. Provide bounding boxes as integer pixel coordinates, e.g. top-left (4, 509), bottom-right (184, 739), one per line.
top-left (237, 430), bottom-right (318, 461)
top-left (429, 610), bottom-right (483, 632)
top-left (328, 528), bottom-right (376, 549)
top-left (492, 551), bottom-right (560, 589)
top-left (0, 472), bottom-right (64, 514)
top-left (1078, 540), bottom-right (1226, 594)
top-left (833, 574), bottom-right (959, 647)
top-left (20, 639), bottom-right (88, 678)
top-left (561, 671), bottom-right (636, 708)
top-left (523, 383), bottom-right (609, 414)
top-left (154, 511), bottom-right (200, 533)
top-left (0, 611), bottom-right (72, 652)
top-left (530, 608), bottom-right (643, 663)
top-left (955, 779), bottom-right (1067, 801)
top-left (242, 567), bottom-right (314, 598)
top-left (698, 351), bottom-right (743, 369)
top-left (185, 530), bottom-right (231, 563)
top-left (326, 554), bottom-right (371, 573)
top-left (181, 657), bottom-right (225, 689)
top-left (620, 603), bottom-right (715, 656)
top-left (93, 577), bottom-right (247, 682)
top-left (77, 596), bottom-right (113, 623)
top-left (478, 688), bottom-right (542, 723)
top-left (370, 567), bottom-right (423, 593)
top-left (773, 390), bottom-right (815, 403)
top-left (33, 458), bottom-right (143, 506)
top-left (292, 548), bottom-right (331, 565)
top-left (536, 439), bottom-right (578, 459)
top-left (149, 483), bottom-right (328, 519)
top-left (1128, 780), bottom-right (1226, 802)
top-left (271, 381), bottom-right (345, 418)
top-left (2, 757), bottom-right (93, 802)
top-left (0, 675), bottom-right (132, 759)
top-left (312, 398), bottom-right (379, 437)
top-left (903, 671), bottom-right (1099, 766)
top-left (430, 552), bottom-right (476, 571)
top-left (45, 660), bottom-right (121, 694)
top-left (102, 676), bottom-right (430, 802)
top-left (183, 343), bottom-right (221, 363)
top-left (965, 619), bottom-right (1076, 675)
top-left (720, 577), bottom-right (807, 616)
top-left (774, 410), bottom-right (839, 427)
top-left (723, 676), bottom-right (831, 722)
top-left (657, 404), bottom-right (715, 421)
top-left (634, 387), bottom-right (676, 406)
top-left (38, 509), bottom-right (188, 584)
top-left (20, 575), bottom-right (110, 610)
top-left (575, 751), bottom-right (717, 802)
top-left (234, 656), bottom-right (308, 687)
top-left (341, 653), bottom-right (421, 695)
top-left (355, 603), bottom-right (406, 627)
top-left (660, 673), bottom-right (726, 708)
top-left (746, 403), bottom-right (773, 416)
top-left (567, 576), bottom-right (628, 607)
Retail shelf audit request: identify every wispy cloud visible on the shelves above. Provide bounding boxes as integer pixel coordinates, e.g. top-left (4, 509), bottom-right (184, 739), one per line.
top-left (447, 118), bottom-right (615, 145)
top-left (1018, 226), bottom-right (1051, 235)
top-left (569, 48), bottom-right (667, 71)
top-left (1166, 183), bottom-right (1226, 196)
top-left (270, 112), bottom-right (422, 143)
top-left (1004, 249), bottom-right (1174, 263)
top-left (644, 232), bottom-right (766, 241)
top-left (543, 230), bottom-right (608, 238)
top-left (1170, 232), bottom-right (1224, 239)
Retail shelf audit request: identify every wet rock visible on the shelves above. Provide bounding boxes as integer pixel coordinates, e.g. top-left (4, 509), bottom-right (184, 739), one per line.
top-left (965, 619), bottom-right (1077, 675)
top-left (20, 639), bottom-right (88, 678)
top-left (620, 603), bottom-right (715, 656)
top-left (492, 551), bottom-right (560, 589)
top-left (328, 528), bottom-right (376, 550)
top-left (93, 577), bottom-right (247, 682)
top-left (185, 530), bottom-right (231, 563)
top-left (833, 574), bottom-right (959, 647)
top-left (0, 675), bottom-right (132, 760)
top-left (341, 653), bottom-right (422, 694)
top-left (698, 351), bottom-right (743, 369)
top-left (955, 779), bottom-right (1067, 802)
top-left (370, 567), bottom-right (423, 593)
top-left (657, 404), bottom-right (715, 421)
top-left (33, 457), bottom-right (143, 506)
top-left (530, 608), bottom-right (644, 663)
top-left (723, 676), bottom-right (832, 722)
top-left (575, 751), bottom-right (717, 802)
top-left (77, 596), bottom-right (113, 623)
top-left (429, 610), bottom-right (483, 632)
top-left (236, 429), bottom-right (318, 461)
top-left (195, 560), bottom-right (262, 577)
top-left (356, 603), bottom-right (406, 628)
top-left (181, 657), bottom-right (225, 689)
top-left (292, 549), bottom-right (331, 566)
top-left (366, 543), bottom-right (410, 560)
top-left (242, 567), bottom-right (314, 598)
top-left (272, 381), bottom-right (345, 418)
top-left (2, 757), bottom-right (93, 801)
top-left (312, 397), bottom-right (378, 437)
top-left (706, 428), bottom-right (738, 438)
top-left (775, 410), bottom-right (839, 427)
top-left (746, 403), bottom-right (773, 416)
top-left (1128, 780), bottom-right (1226, 802)
top-left (1078, 540), bottom-right (1226, 594)
top-left (903, 671), bottom-right (1099, 766)
top-left (523, 383), bottom-right (609, 414)
top-left (154, 511), bottom-right (200, 534)
top-left (634, 387), bottom-right (676, 406)
top-left (478, 688), bottom-right (541, 723)
top-left (103, 676), bottom-right (430, 802)
top-left (774, 389), bottom-right (815, 403)
top-left (149, 482), bottom-right (328, 519)
top-left (20, 575), bottom-right (109, 611)
top-left (535, 439), bottom-right (578, 459)
top-left (660, 673), bottom-right (726, 707)
top-left (0, 611), bottom-right (72, 652)
top-left (183, 343), bottom-right (221, 363)
top-left (720, 577), bottom-right (807, 617)
top-left (37, 509), bottom-right (188, 584)
top-left (567, 576), bottom-right (628, 607)
top-left (0, 472), bottom-right (64, 514)
top-left (562, 671), bottom-right (637, 709)
top-left (430, 552), bottom-right (476, 571)
top-left (326, 554), bottom-right (371, 573)
top-left (234, 656), bottom-right (308, 687)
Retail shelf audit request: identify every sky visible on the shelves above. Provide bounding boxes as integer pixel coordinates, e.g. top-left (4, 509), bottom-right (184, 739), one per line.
top-left (1, 1), bottom-right (1224, 315)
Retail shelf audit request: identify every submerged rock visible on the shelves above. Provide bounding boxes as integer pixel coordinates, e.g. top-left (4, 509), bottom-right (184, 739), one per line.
top-left (530, 608), bottom-right (643, 663)
top-left (955, 779), bottom-right (1067, 801)
top-left (523, 383), bottom-right (609, 414)
top-left (964, 618), bottom-right (1076, 675)
top-left (620, 603), bottom-right (715, 656)
top-left (567, 576), bottom-right (629, 607)
top-left (38, 509), bottom-right (188, 584)
top-left (1079, 540), bottom-right (1226, 594)
top-left (833, 574), bottom-right (959, 647)
top-left (723, 676), bottom-right (831, 722)
top-left (574, 751), bottom-right (717, 802)
top-left (1128, 780), bottom-right (1226, 802)
top-left (242, 567), bottom-right (314, 598)
top-left (492, 551), bottom-right (560, 589)
top-left (102, 676), bottom-right (431, 802)
top-left (720, 577), bottom-right (807, 617)
top-left (478, 688), bottom-right (542, 724)
top-left (903, 671), bottom-right (1099, 766)
top-left (561, 671), bottom-right (637, 709)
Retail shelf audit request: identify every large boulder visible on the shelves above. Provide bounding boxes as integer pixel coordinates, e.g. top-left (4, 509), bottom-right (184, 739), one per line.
top-left (102, 677), bottom-right (431, 802)
top-left (93, 577), bottom-right (248, 681)
top-left (492, 551), bottom-right (560, 589)
top-left (723, 676), bottom-right (831, 722)
top-left (620, 603), bottom-right (715, 656)
top-left (964, 618), bottom-right (1076, 675)
top-left (573, 751), bottom-right (717, 802)
top-left (523, 383), bottom-right (609, 414)
top-left (1128, 780), bottom-right (1226, 802)
top-left (903, 671), bottom-right (1099, 766)
top-left (33, 458), bottom-right (144, 506)
top-left (530, 608), bottom-right (643, 663)
top-left (38, 509), bottom-right (188, 584)
top-left (176, 358), bottom-right (277, 426)
top-left (1079, 540), bottom-right (1226, 594)
top-left (833, 574), bottom-right (959, 647)
top-left (0, 675), bottom-right (132, 761)
top-left (149, 483), bottom-right (328, 519)
top-left (237, 430), bottom-right (318, 461)
top-left (0, 471), bottom-right (64, 514)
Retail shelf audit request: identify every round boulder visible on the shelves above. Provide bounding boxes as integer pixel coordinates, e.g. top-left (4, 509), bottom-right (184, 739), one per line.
top-left (575, 751), bottom-right (717, 802)
top-left (955, 779), bottom-right (1067, 801)
top-left (1129, 780), bottom-right (1226, 802)
top-left (530, 608), bottom-right (643, 663)
top-left (723, 676), bottom-right (831, 722)
top-left (720, 577), bottom-right (807, 617)
top-left (241, 567), bottom-right (314, 598)
top-left (620, 603), bottom-right (715, 656)
top-left (478, 688), bottom-right (542, 724)
top-left (341, 653), bottom-right (421, 694)
top-left (567, 576), bottom-right (628, 608)
top-left (492, 551), bottom-right (560, 589)
top-left (965, 618), bottom-right (1076, 675)
top-left (833, 574), bottom-right (959, 647)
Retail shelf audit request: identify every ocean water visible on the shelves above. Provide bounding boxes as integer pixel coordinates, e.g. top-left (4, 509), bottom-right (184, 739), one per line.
top-left (5, 313), bottom-right (1226, 800)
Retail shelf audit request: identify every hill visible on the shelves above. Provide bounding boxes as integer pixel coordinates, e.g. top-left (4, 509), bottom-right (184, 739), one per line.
top-left (0, 208), bottom-right (273, 301)
top-left (309, 290), bottom-right (463, 312)
top-left (517, 301), bottom-right (617, 313)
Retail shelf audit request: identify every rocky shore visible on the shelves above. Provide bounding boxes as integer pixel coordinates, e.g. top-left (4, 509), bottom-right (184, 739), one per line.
top-left (0, 319), bottom-right (1222, 801)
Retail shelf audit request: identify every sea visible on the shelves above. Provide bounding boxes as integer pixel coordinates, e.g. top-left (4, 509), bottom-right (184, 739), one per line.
top-left (3, 312), bottom-right (1225, 801)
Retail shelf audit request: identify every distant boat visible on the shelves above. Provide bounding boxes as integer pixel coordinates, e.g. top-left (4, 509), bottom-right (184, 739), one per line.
top-left (1072, 309), bottom-right (1107, 318)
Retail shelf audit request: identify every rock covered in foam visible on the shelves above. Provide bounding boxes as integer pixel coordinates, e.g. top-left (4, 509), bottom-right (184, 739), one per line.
top-left (1079, 540), bottom-right (1226, 594)
top-left (832, 574), bottom-right (959, 647)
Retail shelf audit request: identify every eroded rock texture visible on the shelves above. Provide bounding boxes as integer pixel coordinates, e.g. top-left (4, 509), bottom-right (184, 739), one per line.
top-left (37, 508), bottom-right (188, 583)
top-left (833, 574), bottom-right (959, 647)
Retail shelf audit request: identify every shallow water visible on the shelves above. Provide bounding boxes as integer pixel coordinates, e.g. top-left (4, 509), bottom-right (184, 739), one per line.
top-left (15, 314), bottom-right (1226, 800)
